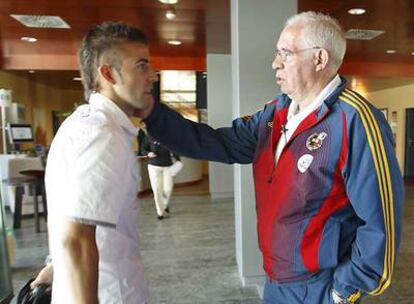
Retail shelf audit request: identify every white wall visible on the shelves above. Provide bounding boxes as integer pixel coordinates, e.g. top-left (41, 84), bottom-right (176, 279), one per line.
top-left (207, 54), bottom-right (234, 198)
top-left (366, 83), bottom-right (414, 172)
top-left (174, 157), bottom-right (202, 184)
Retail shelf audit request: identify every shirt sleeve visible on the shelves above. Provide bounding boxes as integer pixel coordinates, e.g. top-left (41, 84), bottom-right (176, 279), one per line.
top-left (333, 97), bottom-right (405, 301)
top-left (63, 126), bottom-right (130, 227)
top-left (144, 102), bottom-right (263, 164)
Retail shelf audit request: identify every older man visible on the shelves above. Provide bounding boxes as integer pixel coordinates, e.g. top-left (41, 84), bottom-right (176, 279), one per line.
top-left (139, 11), bottom-right (405, 304)
top-left (46, 22), bottom-right (157, 303)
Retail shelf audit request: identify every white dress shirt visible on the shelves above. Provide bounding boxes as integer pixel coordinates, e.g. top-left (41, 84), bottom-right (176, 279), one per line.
top-left (275, 75), bottom-right (341, 162)
top-left (46, 93), bottom-right (149, 304)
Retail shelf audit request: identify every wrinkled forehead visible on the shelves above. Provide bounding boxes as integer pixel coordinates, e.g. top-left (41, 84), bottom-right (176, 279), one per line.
top-left (276, 24), bottom-right (304, 50)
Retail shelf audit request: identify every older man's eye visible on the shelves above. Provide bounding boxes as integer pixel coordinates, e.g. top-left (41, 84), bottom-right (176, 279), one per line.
top-left (136, 63), bottom-right (149, 71)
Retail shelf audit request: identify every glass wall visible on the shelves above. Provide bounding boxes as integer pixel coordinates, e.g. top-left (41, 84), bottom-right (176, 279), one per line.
top-left (160, 70), bottom-right (198, 122)
top-left (0, 203), bottom-right (13, 304)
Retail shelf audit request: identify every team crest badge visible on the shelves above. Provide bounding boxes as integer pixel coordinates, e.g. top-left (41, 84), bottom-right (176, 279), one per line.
top-left (306, 132), bottom-right (327, 151)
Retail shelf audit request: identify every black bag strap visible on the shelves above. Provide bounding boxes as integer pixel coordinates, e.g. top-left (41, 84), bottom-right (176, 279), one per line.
top-left (16, 278), bottom-right (35, 304)
top-left (32, 284), bottom-right (50, 304)
top-left (17, 278), bottom-right (51, 304)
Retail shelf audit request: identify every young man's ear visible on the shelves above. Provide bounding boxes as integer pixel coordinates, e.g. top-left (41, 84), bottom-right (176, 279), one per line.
top-left (98, 65), bottom-right (117, 85)
top-left (314, 49), bottom-right (329, 72)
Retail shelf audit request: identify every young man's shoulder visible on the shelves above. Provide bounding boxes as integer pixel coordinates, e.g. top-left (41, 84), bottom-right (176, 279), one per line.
top-left (61, 105), bottom-right (120, 136)
top-left (52, 104), bottom-right (124, 155)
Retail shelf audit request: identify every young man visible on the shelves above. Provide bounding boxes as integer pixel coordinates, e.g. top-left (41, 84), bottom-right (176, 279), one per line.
top-left (139, 12), bottom-right (405, 304)
top-left (46, 22), bottom-right (157, 304)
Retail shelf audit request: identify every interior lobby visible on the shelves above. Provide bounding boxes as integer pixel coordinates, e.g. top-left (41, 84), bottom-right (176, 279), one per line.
top-left (1, 0), bottom-right (414, 303)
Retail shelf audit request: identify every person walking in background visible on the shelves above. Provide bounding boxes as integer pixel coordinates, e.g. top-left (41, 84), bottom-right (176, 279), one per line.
top-left (138, 123), bottom-right (180, 220)
top-left (136, 11), bottom-right (405, 304)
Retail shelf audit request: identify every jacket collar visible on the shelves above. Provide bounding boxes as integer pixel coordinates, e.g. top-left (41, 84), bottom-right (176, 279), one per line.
top-left (274, 76), bottom-right (348, 119)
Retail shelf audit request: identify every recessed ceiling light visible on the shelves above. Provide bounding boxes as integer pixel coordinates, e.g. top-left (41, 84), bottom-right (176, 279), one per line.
top-left (348, 8), bottom-right (366, 15)
top-left (159, 0), bottom-right (178, 4)
top-left (21, 36), bottom-right (37, 42)
top-left (411, 52), bottom-right (414, 55)
top-left (168, 40), bottom-right (182, 45)
top-left (386, 49), bottom-right (397, 54)
top-left (11, 14), bottom-right (70, 28)
top-left (165, 8), bottom-right (176, 20)
top-left (28, 70), bottom-right (36, 74)
top-left (345, 29), bottom-right (384, 40)
top-left (73, 77), bottom-right (82, 81)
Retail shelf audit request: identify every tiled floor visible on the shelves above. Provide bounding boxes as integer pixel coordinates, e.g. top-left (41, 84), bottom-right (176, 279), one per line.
top-left (5, 184), bottom-right (414, 303)
top-left (6, 190), bottom-right (261, 303)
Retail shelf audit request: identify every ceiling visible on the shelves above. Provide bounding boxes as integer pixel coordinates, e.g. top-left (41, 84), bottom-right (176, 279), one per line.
top-left (0, 0), bottom-right (229, 71)
top-left (299, 0), bottom-right (414, 64)
top-left (1, 0), bottom-right (414, 92)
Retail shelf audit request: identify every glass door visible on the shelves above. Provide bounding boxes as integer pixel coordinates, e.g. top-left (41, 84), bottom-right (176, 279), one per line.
top-left (0, 202), bottom-right (13, 304)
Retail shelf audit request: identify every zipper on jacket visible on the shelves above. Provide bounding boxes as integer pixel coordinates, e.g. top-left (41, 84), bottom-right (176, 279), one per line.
top-left (267, 109), bottom-right (331, 184)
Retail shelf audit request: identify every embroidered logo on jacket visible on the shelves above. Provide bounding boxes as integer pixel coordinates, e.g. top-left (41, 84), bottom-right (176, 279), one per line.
top-left (267, 121), bottom-right (273, 128)
top-left (306, 132), bottom-right (327, 151)
top-left (297, 154), bottom-right (314, 173)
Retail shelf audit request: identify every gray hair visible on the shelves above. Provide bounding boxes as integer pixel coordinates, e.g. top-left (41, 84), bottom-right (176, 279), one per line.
top-left (285, 11), bottom-right (346, 71)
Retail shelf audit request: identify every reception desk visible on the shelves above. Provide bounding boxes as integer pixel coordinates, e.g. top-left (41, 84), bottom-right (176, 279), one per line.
top-left (0, 155), bottom-right (45, 216)
top-left (137, 156), bottom-right (202, 193)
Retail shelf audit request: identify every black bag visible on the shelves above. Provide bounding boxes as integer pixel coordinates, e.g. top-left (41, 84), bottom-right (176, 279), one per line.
top-left (17, 278), bottom-right (51, 304)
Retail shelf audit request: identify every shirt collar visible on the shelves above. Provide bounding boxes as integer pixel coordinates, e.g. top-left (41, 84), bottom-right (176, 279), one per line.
top-left (88, 93), bottom-right (138, 136)
top-left (287, 74), bottom-right (341, 121)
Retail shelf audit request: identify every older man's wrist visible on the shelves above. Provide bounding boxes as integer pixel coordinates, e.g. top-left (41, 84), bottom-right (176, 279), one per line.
top-left (332, 288), bottom-right (349, 303)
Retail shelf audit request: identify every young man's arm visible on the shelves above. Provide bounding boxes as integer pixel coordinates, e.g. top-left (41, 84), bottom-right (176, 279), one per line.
top-left (61, 220), bottom-right (98, 304)
top-left (31, 262), bottom-right (53, 292)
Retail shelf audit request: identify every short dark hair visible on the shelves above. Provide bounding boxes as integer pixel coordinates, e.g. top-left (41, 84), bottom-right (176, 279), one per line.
top-left (78, 22), bottom-right (148, 100)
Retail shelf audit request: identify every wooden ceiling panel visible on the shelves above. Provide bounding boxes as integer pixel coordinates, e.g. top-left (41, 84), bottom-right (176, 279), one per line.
top-left (1, 0), bottom-right (414, 92)
top-left (299, 0), bottom-right (414, 63)
top-left (0, 0), bottom-right (215, 69)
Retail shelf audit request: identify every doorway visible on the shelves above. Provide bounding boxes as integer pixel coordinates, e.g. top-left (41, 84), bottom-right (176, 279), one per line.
top-left (405, 108), bottom-right (414, 178)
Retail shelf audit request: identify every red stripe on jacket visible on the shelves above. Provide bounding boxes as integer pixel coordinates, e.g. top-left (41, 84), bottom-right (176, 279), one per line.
top-left (300, 112), bottom-right (349, 272)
